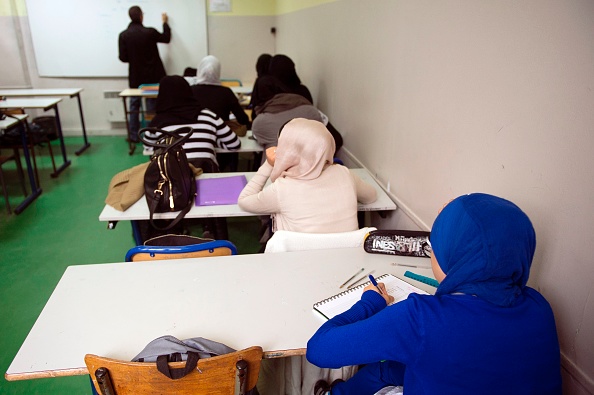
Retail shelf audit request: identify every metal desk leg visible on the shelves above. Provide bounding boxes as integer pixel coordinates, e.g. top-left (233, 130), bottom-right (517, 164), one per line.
top-left (14, 120), bottom-right (42, 214)
top-left (74, 93), bottom-right (91, 156)
top-left (122, 98), bottom-right (136, 156)
top-left (50, 105), bottom-right (71, 178)
top-left (131, 220), bottom-right (143, 245)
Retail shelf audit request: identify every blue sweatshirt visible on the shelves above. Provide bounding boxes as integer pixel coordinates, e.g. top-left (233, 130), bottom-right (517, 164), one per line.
top-left (307, 288), bottom-right (561, 395)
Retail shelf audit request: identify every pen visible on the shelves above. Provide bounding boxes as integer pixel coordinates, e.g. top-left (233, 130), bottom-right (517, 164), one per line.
top-left (368, 274), bottom-right (384, 295)
top-left (348, 272), bottom-right (373, 289)
top-left (392, 263), bottom-right (419, 268)
top-left (339, 268), bottom-right (365, 288)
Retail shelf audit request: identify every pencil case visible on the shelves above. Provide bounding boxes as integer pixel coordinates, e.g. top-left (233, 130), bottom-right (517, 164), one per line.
top-left (363, 230), bottom-right (432, 258)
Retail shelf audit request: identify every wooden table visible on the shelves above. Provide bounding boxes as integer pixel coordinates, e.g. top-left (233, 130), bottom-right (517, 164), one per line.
top-left (0, 114), bottom-right (42, 213)
top-left (0, 88), bottom-right (90, 155)
top-left (5, 247), bottom-right (434, 381)
top-left (0, 98), bottom-right (71, 178)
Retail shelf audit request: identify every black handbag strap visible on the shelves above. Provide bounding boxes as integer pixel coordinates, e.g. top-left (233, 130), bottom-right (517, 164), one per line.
top-left (156, 351), bottom-right (200, 380)
top-left (148, 193), bottom-right (193, 231)
top-left (138, 126), bottom-right (194, 150)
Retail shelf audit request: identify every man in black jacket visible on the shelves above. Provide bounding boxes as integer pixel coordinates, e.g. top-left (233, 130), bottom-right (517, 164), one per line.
top-left (119, 6), bottom-right (171, 143)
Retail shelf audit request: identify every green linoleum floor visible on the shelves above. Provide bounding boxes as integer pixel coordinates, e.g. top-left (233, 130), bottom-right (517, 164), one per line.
top-left (0, 136), bottom-right (261, 394)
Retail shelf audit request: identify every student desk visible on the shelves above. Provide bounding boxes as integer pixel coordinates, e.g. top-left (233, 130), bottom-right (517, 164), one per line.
top-left (119, 89), bottom-right (157, 155)
top-left (99, 168), bottom-right (396, 239)
top-left (0, 88), bottom-right (90, 155)
top-left (120, 86), bottom-right (253, 155)
top-left (5, 247), bottom-right (434, 381)
top-left (141, 131), bottom-right (263, 156)
top-left (0, 114), bottom-right (42, 213)
top-left (0, 98), bottom-right (71, 178)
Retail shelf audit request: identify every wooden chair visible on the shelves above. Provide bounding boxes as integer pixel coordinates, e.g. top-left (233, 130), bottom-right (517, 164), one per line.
top-left (85, 346), bottom-right (263, 395)
top-left (221, 79), bottom-right (242, 87)
top-left (125, 239), bottom-right (238, 262)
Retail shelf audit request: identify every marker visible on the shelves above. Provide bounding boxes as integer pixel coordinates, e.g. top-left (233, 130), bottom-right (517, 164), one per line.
top-left (368, 274), bottom-right (384, 295)
top-left (339, 268), bottom-right (365, 289)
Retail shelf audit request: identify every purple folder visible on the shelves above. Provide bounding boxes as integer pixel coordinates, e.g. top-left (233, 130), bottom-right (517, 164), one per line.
top-left (195, 175), bottom-right (248, 206)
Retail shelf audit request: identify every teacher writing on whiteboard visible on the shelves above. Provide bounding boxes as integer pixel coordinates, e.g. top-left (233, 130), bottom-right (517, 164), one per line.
top-left (118, 6), bottom-right (171, 143)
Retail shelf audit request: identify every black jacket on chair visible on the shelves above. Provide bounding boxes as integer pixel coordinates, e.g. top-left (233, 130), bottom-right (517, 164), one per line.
top-left (118, 21), bottom-right (171, 88)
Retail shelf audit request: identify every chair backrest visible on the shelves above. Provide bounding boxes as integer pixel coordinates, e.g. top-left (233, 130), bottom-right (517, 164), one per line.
top-left (85, 346), bottom-right (263, 395)
top-left (126, 240), bottom-right (238, 262)
top-left (264, 227), bottom-right (377, 253)
top-left (221, 79), bottom-right (242, 87)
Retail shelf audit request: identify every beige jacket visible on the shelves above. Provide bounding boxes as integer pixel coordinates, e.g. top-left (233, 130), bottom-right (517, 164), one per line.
top-left (238, 162), bottom-right (377, 233)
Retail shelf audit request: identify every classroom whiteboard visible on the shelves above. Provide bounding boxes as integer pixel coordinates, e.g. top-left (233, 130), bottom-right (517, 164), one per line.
top-left (26, 0), bottom-right (208, 78)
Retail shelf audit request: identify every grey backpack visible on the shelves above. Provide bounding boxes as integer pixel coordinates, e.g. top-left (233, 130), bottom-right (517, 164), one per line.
top-left (132, 335), bottom-right (236, 379)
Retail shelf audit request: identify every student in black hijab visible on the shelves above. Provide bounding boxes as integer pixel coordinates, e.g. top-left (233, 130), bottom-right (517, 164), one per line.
top-left (269, 54), bottom-right (313, 103)
top-left (144, 75), bottom-right (240, 240)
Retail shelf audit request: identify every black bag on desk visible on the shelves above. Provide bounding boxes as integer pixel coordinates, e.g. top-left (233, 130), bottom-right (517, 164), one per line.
top-left (139, 127), bottom-right (196, 231)
top-left (364, 230), bottom-right (432, 258)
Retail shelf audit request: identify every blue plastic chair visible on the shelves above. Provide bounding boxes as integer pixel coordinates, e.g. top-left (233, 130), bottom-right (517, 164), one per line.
top-left (125, 240), bottom-right (238, 262)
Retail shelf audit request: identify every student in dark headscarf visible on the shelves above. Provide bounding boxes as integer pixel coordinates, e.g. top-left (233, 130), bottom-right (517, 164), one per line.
top-left (144, 75), bottom-right (240, 240)
top-left (146, 75), bottom-right (240, 172)
top-left (251, 54), bottom-right (312, 111)
top-left (308, 193), bottom-right (562, 395)
top-left (251, 54), bottom-right (343, 153)
top-left (269, 54), bottom-right (313, 103)
top-left (256, 53), bottom-right (272, 78)
top-left (249, 53), bottom-right (273, 118)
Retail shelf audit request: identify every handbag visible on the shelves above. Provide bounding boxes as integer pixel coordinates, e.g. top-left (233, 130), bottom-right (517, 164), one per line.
top-left (363, 229), bottom-right (432, 257)
top-left (139, 127), bottom-right (196, 231)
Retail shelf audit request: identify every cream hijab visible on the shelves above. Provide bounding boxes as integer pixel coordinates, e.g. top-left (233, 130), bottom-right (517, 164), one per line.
top-left (195, 55), bottom-right (221, 85)
top-left (270, 118), bottom-right (336, 182)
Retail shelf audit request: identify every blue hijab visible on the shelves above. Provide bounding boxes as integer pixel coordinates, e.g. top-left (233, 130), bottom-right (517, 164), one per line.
top-left (431, 193), bottom-right (536, 307)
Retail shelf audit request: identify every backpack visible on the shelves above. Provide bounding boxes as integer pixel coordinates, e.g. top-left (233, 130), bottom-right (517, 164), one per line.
top-left (139, 127), bottom-right (196, 231)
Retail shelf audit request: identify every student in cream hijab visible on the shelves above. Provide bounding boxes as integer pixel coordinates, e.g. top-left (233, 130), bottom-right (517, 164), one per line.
top-left (239, 119), bottom-right (378, 394)
top-left (238, 118), bottom-right (376, 233)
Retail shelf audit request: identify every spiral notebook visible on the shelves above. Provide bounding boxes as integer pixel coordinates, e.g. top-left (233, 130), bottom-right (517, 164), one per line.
top-left (313, 274), bottom-right (429, 320)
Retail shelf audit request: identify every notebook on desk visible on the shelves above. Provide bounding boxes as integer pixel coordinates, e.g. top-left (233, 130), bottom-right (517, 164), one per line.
top-left (313, 274), bottom-right (429, 320)
top-left (195, 175), bottom-right (247, 206)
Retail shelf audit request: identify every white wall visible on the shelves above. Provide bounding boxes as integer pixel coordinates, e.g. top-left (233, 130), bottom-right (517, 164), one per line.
top-left (276, 1), bottom-right (594, 393)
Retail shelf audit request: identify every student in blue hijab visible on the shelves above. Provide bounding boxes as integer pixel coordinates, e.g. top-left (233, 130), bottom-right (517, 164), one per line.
top-left (307, 193), bottom-right (562, 395)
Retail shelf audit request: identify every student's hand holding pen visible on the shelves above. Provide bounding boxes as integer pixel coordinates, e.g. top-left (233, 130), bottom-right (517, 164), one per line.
top-left (364, 282), bottom-right (395, 305)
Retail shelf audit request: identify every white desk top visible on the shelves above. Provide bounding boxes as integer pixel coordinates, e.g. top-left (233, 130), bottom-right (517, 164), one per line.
top-left (221, 132), bottom-right (262, 153)
top-left (98, 168), bottom-right (396, 222)
top-left (143, 131), bottom-right (263, 156)
top-left (230, 86), bottom-right (252, 95)
top-left (0, 88), bottom-right (82, 97)
top-left (119, 88), bottom-right (157, 98)
top-left (0, 114), bottom-right (28, 130)
top-left (120, 86), bottom-right (252, 98)
top-left (5, 248), bottom-right (434, 381)
top-left (0, 97), bottom-right (62, 110)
